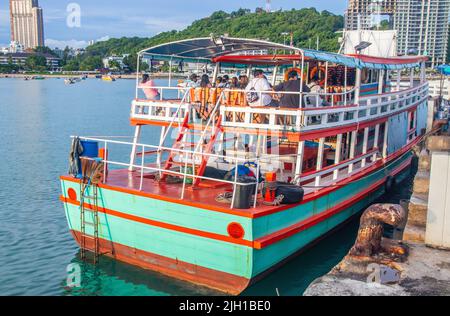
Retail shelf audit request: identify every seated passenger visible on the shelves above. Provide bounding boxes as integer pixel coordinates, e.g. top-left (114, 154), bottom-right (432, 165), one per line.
top-left (184, 73), bottom-right (199, 88)
top-left (238, 75), bottom-right (249, 89)
top-left (215, 76), bottom-right (223, 88)
top-left (218, 75), bottom-right (230, 88)
top-left (200, 74), bottom-right (212, 88)
top-left (230, 77), bottom-right (239, 89)
top-left (273, 70), bottom-right (310, 108)
top-left (245, 69), bottom-right (277, 107)
top-left (306, 76), bottom-right (325, 107)
top-left (139, 74), bottom-right (160, 100)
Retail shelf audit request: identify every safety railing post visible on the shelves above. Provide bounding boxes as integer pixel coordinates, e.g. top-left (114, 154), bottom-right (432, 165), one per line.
top-left (139, 145), bottom-right (145, 191)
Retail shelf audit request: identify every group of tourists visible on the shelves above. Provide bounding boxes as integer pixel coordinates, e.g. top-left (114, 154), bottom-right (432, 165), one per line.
top-left (139, 70), bottom-right (326, 108)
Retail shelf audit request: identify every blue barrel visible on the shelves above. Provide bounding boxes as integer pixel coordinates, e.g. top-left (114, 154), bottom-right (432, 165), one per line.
top-left (80, 140), bottom-right (99, 158)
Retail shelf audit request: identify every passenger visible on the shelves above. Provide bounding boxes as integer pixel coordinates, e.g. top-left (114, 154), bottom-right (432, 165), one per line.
top-left (238, 75), bottom-right (249, 89)
top-left (139, 74), bottom-right (160, 100)
top-left (185, 73), bottom-right (199, 88)
top-left (273, 70), bottom-right (310, 108)
top-left (215, 76), bottom-right (223, 88)
top-left (307, 76), bottom-right (325, 107)
top-left (230, 77), bottom-right (239, 89)
top-left (217, 75), bottom-right (230, 88)
top-left (245, 69), bottom-right (277, 107)
top-left (200, 74), bottom-right (212, 88)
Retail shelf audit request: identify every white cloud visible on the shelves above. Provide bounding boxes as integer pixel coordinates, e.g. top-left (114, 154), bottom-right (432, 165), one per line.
top-left (45, 36), bottom-right (110, 49)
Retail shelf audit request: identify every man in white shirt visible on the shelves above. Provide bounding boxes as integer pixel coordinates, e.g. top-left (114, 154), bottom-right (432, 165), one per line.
top-left (245, 69), bottom-right (276, 107)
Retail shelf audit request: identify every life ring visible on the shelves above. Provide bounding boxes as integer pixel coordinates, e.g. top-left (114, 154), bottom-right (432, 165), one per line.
top-left (284, 67), bottom-right (306, 82)
top-left (309, 66), bottom-right (326, 86)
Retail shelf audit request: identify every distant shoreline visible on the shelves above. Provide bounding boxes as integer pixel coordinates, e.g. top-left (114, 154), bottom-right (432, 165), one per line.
top-left (0, 73), bottom-right (187, 80)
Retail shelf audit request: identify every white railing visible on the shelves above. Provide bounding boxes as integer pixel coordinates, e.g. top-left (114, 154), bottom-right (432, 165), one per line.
top-left (73, 136), bottom-right (260, 209)
top-left (130, 83), bottom-right (428, 133)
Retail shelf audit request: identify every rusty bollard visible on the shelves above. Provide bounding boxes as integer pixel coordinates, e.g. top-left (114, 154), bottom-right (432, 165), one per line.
top-left (350, 204), bottom-right (406, 257)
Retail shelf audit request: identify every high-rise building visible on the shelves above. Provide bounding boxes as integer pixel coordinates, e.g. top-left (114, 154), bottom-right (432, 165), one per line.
top-left (9, 0), bottom-right (45, 49)
top-left (344, 0), bottom-right (450, 66)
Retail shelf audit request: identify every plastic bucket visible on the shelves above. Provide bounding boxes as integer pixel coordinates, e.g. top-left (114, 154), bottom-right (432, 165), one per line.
top-left (80, 140), bottom-right (99, 158)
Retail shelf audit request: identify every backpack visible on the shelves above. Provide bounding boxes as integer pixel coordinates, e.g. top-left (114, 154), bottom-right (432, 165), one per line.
top-left (246, 79), bottom-right (261, 104)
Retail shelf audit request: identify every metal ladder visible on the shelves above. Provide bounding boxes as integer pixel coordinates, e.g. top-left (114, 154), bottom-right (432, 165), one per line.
top-left (79, 179), bottom-right (100, 263)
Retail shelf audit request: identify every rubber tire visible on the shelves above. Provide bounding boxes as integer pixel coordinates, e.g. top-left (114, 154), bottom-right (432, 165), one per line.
top-left (385, 176), bottom-right (395, 192)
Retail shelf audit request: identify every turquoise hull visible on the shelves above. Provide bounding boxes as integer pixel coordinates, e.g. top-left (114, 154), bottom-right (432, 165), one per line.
top-left (60, 151), bottom-right (412, 294)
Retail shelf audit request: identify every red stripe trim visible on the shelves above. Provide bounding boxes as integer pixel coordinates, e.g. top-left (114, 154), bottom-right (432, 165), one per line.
top-left (60, 153), bottom-right (412, 250)
top-left (253, 156), bottom-right (412, 249)
top-left (60, 196), bottom-right (254, 247)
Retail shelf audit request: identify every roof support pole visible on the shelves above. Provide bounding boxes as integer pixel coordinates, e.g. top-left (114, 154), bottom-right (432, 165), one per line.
top-left (378, 70), bottom-right (385, 94)
top-left (382, 121), bottom-right (389, 158)
top-left (372, 123), bottom-right (380, 162)
top-left (409, 67), bottom-right (414, 88)
top-left (315, 137), bottom-right (325, 187)
top-left (299, 53), bottom-right (305, 108)
top-left (271, 65), bottom-right (279, 86)
top-left (361, 127), bottom-right (369, 168)
top-left (128, 125), bottom-right (142, 172)
top-left (348, 130), bottom-right (357, 174)
top-left (333, 133), bottom-right (343, 180)
top-left (168, 57), bottom-right (173, 87)
top-left (397, 69), bottom-right (401, 92)
top-left (212, 63), bottom-right (219, 84)
top-left (420, 62), bottom-right (426, 83)
top-left (344, 66), bottom-right (348, 106)
top-left (294, 141), bottom-right (305, 184)
top-left (355, 68), bottom-right (361, 105)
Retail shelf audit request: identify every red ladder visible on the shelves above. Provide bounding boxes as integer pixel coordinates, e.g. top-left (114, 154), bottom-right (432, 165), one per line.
top-left (160, 112), bottom-right (223, 187)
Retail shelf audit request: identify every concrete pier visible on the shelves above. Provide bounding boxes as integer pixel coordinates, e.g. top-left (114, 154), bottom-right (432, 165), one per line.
top-left (304, 116), bottom-right (450, 296)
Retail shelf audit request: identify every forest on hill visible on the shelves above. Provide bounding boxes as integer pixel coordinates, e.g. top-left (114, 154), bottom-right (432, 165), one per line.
top-left (65, 8), bottom-right (344, 71)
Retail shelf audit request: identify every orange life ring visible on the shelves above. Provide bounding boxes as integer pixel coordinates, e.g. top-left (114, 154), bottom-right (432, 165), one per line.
top-left (310, 66), bottom-right (326, 86)
top-left (284, 67), bottom-right (306, 82)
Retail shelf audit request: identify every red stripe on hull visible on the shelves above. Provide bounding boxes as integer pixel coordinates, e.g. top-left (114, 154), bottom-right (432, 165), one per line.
top-left (70, 230), bottom-right (250, 295)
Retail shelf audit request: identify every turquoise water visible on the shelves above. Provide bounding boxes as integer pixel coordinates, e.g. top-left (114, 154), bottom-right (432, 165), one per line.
top-left (0, 78), bottom-right (414, 296)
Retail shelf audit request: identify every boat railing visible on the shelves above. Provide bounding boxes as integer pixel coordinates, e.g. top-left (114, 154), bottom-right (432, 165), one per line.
top-left (131, 82), bottom-right (428, 133)
top-left (73, 136), bottom-right (261, 209)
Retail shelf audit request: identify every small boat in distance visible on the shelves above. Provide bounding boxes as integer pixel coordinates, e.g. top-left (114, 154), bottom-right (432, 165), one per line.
top-left (64, 78), bottom-right (75, 85)
top-left (102, 75), bottom-right (116, 82)
top-left (32, 76), bottom-right (45, 80)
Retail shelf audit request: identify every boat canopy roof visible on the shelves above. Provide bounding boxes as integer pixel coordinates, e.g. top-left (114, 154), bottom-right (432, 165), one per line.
top-left (140, 36), bottom-right (428, 70)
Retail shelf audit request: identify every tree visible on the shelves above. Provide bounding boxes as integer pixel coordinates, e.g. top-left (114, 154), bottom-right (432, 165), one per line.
top-left (79, 56), bottom-right (103, 71)
top-left (108, 60), bottom-right (121, 70)
top-left (25, 55), bottom-right (48, 71)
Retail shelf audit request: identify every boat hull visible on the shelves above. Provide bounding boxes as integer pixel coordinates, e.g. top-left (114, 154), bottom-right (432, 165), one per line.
top-left (60, 150), bottom-right (413, 294)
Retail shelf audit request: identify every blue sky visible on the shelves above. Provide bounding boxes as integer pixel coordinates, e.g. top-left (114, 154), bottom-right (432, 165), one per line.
top-left (0, 0), bottom-right (347, 48)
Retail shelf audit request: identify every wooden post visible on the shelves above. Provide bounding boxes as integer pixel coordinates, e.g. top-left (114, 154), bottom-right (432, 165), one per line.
top-left (333, 134), bottom-right (343, 180)
top-left (315, 138), bottom-right (325, 186)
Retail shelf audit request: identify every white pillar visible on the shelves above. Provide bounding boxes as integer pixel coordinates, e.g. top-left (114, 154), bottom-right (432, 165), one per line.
top-left (348, 130), bottom-right (357, 173)
top-left (373, 124), bottom-right (380, 162)
top-left (355, 68), bottom-right (362, 104)
top-left (333, 134), bottom-right (343, 180)
top-left (409, 68), bottom-right (414, 88)
top-left (382, 121), bottom-right (389, 158)
top-left (315, 138), bottom-right (325, 186)
top-left (397, 70), bottom-right (401, 92)
top-left (294, 141), bottom-right (305, 182)
top-left (361, 127), bottom-right (369, 167)
top-left (129, 125), bottom-right (142, 171)
top-left (378, 70), bottom-right (384, 94)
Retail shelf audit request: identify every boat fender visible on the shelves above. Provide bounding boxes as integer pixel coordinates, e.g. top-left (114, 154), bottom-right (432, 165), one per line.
top-left (385, 176), bottom-right (395, 192)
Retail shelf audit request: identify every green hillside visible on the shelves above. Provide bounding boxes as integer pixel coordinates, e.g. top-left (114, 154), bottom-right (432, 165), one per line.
top-left (70, 8), bottom-right (344, 71)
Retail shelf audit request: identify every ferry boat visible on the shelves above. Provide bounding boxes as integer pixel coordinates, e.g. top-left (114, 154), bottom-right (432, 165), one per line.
top-left (60, 37), bottom-right (429, 294)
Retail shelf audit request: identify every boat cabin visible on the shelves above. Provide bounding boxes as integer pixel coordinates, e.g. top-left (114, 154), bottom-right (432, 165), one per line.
top-left (75, 36), bottom-right (429, 210)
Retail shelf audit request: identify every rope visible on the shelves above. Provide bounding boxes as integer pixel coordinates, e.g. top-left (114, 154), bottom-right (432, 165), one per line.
top-left (262, 195), bottom-right (285, 206)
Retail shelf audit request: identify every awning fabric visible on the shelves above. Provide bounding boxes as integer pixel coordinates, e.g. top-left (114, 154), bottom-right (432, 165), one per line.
top-left (140, 37), bottom-right (427, 70)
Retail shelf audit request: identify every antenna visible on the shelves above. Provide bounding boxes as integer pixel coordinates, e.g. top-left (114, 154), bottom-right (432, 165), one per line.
top-left (266, 0), bottom-right (271, 13)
